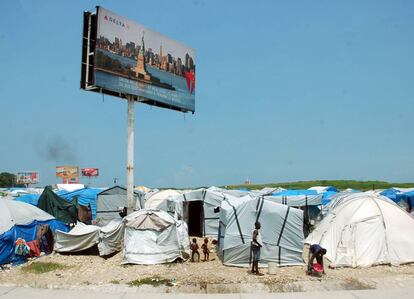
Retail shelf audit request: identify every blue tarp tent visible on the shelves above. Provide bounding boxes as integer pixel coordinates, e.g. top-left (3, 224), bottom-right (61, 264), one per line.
top-left (322, 191), bottom-right (338, 205)
top-left (272, 189), bottom-right (319, 196)
top-left (15, 194), bottom-right (40, 206)
top-left (57, 188), bottom-right (101, 220)
top-left (380, 188), bottom-right (400, 203)
top-left (0, 200), bottom-right (68, 265)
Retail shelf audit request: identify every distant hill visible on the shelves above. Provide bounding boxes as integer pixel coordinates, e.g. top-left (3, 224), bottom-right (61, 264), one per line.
top-left (224, 180), bottom-right (414, 191)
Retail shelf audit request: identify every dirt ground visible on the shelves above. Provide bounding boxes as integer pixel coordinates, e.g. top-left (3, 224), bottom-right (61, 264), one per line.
top-left (1, 241), bottom-right (414, 292)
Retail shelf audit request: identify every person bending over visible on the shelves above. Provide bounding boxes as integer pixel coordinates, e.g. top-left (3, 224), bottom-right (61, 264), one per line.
top-left (307, 244), bottom-right (327, 275)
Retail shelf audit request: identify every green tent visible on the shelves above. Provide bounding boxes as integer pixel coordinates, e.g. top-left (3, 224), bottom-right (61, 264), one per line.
top-left (38, 186), bottom-right (78, 224)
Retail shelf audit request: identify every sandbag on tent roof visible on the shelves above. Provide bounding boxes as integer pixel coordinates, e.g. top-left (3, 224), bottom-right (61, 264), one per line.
top-left (123, 209), bottom-right (189, 264)
top-left (38, 186), bottom-right (78, 224)
top-left (0, 199), bottom-right (68, 265)
top-left (306, 192), bottom-right (414, 267)
top-left (218, 195), bottom-right (304, 267)
top-left (96, 186), bottom-right (142, 226)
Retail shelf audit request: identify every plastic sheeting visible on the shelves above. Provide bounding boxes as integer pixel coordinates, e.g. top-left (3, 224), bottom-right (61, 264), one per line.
top-left (123, 209), bottom-right (189, 264)
top-left (96, 186), bottom-right (142, 226)
top-left (54, 222), bottom-right (100, 253)
top-left (264, 194), bottom-right (323, 206)
top-left (58, 188), bottom-right (101, 220)
top-left (98, 219), bottom-right (124, 256)
top-left (0, 199), bottom-right (55, 234)
top-left (0, 200), bottom-right (68, 265)
top-left (218, 195), bottom-right (304, 267)
top-left (306, 192), bottom-right (414, 267)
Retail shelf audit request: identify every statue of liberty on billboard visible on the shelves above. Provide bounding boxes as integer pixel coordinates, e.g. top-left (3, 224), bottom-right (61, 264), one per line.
top-left (134, 32), bottom-right (151, 81)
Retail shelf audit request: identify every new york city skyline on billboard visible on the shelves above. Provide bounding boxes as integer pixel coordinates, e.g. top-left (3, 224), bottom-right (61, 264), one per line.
top-left (93, 7), bottom-right (195, 112)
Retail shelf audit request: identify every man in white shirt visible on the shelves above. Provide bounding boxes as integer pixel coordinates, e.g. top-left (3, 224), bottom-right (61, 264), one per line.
top-left (251, 221), bottom-right (264, 275)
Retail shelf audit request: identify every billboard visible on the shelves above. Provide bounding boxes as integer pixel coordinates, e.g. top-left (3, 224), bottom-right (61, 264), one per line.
top-left (81, 168), bottom-right (99, 177)
top-left (63, 177), bottom-right (80, 184)
top-left (16, 172), bottom-right (39, 185)
top-left (56, 166), bottom-right (79, 179)
top-left (81, 6), bottom-right (196, 113)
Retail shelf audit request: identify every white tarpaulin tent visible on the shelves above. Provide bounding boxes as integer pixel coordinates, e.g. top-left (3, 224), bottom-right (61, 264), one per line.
top-left (306, 192), bottom-right (414, 267)
top-left (54, 222), bottom-right (100, 253)
top-left (218, 195), bottom-right (304, 267)
top-left (54, 220), bottom-right (124, 256)
top-left (144, 189), bottom-right (182, 209)
top-left (123, 209), bottom-right (189, 264)
top-left (98, 219), bottom-right (125, 256)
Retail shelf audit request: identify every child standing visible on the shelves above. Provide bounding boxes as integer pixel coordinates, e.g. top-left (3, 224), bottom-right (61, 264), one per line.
top-left (190, 238), bottom-right (200, 262)
top-left (201, 238), bottom-right (210, 261)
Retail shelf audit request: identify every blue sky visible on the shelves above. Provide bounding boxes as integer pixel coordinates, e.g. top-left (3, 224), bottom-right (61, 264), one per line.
top-left (0, 0), bottom-right (413, 188)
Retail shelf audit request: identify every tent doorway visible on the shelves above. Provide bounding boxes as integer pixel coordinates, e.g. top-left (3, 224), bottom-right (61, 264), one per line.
top-left (184, 201), bottom-right (204, 237)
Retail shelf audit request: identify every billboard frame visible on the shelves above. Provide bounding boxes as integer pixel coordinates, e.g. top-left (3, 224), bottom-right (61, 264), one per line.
top-left (80, 6), bottom-right (195, 114)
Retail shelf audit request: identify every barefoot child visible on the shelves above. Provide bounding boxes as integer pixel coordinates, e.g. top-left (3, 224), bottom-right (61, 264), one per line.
top-left (201, 238), bottom-right (210, 261)
top-left (190, 238), bottom-right (200, 262)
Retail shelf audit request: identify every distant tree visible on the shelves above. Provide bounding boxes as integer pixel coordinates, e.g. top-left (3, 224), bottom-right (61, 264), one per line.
top-left (0, 172), bottom-right (16, 187)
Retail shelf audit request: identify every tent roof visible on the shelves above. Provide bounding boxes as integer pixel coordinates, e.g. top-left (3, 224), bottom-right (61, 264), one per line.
top-left (38, 186), bottom-right (78, 224)
top-left (0, 199), bottom-right (55, 234)
top-left (307, 192), bottom-right (414, 267)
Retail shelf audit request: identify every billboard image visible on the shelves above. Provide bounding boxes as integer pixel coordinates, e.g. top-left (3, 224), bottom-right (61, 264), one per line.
top-left (81, 6), bottom-right (195, 113)
top-left (56, 166), bottom-right (79, 179)
top-left (81, 168), bottom-right (99, 177)
top-left (16, 172), bottom-right (39, 185)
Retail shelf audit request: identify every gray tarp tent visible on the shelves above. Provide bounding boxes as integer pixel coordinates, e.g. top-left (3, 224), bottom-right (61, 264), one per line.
top-left (218, 195), bottom-right (304, 267)
top-left (168, 188), bottom-right (226, 237)
top-left (96, 186), bottom-right (143, 226)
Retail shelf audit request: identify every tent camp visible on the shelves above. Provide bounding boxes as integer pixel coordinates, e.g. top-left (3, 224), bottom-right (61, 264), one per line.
top-left (306, 192), bottom-right (414, 267)
top-left (218, 195), bottom-right (304, 267)
top-left (57, 188), bottom-right (102, 220)
top-left (37, 186), bottom-right (78, 224)
top-left (123, 209), bottom-right (189, 264)
top-left (96, 186), bottom-right (143, 226)
top-left (0, 199), bottom-right (68, 265)
top-left (144, 189), bottom-right (182, 209)
top-left (54, 219), bottom-right (124, 256)
top-left (170, 188), bottom-right (226, 237)
top-left (54, 222), bottom-right (100, 253)
top-left (264, 191), bottom-right (323, 237)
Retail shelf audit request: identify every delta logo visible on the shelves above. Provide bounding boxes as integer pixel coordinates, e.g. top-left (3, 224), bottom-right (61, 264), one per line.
top-left (104, 15), bottom-right (129, 29)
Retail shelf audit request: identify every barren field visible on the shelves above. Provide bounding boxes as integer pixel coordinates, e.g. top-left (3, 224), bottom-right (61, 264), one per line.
top-left (1, 243), bottom-right (414, 293)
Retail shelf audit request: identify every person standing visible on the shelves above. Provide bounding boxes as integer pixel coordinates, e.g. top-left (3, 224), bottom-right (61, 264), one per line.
top-left (251, 221), bottom-right (264, 275)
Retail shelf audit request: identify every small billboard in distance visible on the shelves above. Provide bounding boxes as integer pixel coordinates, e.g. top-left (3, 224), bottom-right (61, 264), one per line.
top-left (81, 6), bottom-right (196, 113)
top-left (56, 166), bottom-right (79, 179)
top-left (16, 172), bottom-right (39, 185)
top-left (81, 168), bottom-right (99, 177)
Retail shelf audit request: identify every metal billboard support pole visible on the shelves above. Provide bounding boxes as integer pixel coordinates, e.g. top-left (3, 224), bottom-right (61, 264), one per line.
top-left (127, 95), bottom-right (135, 210)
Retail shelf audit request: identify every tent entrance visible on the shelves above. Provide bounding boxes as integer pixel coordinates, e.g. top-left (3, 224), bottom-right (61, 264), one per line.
top-left (184, 201), bottom-right (204, 237)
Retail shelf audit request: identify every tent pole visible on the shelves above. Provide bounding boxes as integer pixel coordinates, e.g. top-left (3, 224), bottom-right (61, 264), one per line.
top-left (127, 95), bottom-right (135, 209)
